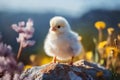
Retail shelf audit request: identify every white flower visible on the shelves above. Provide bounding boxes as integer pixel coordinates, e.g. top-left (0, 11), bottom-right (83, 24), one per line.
top-left (12, 18), bottom-right (35, 48)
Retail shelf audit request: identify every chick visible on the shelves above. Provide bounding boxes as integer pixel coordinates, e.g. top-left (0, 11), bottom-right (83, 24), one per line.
top-left (44, 16), bottom-right (81, 65)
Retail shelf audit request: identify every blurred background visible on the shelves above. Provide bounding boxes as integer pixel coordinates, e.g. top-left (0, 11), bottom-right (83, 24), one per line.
top-left (0, 0), bottom-right (120, 72)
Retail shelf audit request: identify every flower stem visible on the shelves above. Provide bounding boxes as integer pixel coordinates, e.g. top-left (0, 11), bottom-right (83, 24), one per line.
top-left (98, 29), bottom-right (102, 43)
top-left (17, 42), bottom-right (23, 61)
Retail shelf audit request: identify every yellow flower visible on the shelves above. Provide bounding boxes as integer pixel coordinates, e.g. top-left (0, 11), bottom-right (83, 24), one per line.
top-left (98, 41), bottom-right (119, 58)
top-left (30, 54), bottom-right (36, 62)
top-left (117, 35), bottom-right (120, 40)
top-left (107, 27), bottom-right (114, 35)
top-left (118, 23), bottom-right (120, 28)
top-left (100, 59), bottom-right (104, 65)
top-left (41, 57), bottom-right (51, 65)
top-left (95, 21), bottom-right (106, 30)
top-left (86, 51), bottom-right (93, 61)
top-left (105, 47), bottom-right (118, 58)
top-left (98, 41), bottom-right (107, 49)
top-left (24, 65), bottom-right (32, 70)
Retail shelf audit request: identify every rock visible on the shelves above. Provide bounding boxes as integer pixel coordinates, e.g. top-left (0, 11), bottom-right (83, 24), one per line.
top-left (20, 60), bottom-right (111, 80)
top-left (74, 60), bottom-right (111, 80)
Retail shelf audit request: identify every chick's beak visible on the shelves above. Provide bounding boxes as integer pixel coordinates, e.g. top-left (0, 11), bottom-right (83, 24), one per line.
top-left (51, 27), bottom-right (57, 31)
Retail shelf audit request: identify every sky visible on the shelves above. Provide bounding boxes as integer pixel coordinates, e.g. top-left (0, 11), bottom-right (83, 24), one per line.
top-left (0, 0), bottom-right (120, 17)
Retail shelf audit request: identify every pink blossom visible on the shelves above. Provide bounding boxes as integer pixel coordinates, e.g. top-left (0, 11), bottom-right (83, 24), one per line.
top-left (22, 40), bottom-right (35, 48)
top-left (12, 18), bottom-right (35, 60)
top-left (0, 42), bottom-right (23, 80)
top-left (0, 43), bottom-right (13, 56)
top-left (12, 19), bottom-right (34, 35)
top-left (18, 21), bottom-right (25, 27)
top-left (12, 18), bottom-right (35, 48)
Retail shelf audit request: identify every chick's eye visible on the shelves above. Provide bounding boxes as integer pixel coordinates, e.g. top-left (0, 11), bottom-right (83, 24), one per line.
top-left (57, 25), bottom-right (61, 28)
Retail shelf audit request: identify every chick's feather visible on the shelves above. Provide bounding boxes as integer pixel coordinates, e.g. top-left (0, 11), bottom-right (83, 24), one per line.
top-left (44, 16), bottom-right (81, 60)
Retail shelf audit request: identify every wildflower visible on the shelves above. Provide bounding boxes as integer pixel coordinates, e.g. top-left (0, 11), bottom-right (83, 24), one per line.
top-left (30, 54), bottom-right (36, 63)
top-left (85, 51), bottom-right (93, 61)
top-left (117, 35), bottom-right (120, 49)
top-left (0, 42), bottom-right (23, 80)
top-left (94, 21), bottom-right (106, 42)
top-left (107, 27), bottom-right (114, 35)
top-left (0, 43), bottom-right (13, 56)
top-left (114, 37), bottom-right (120, 50)
top-left (105, 47), bottom-right (118, 58)
top-left (12, 19), bottom-right (35, 60)
top-left (106, 27), bottom-right (115, 46)
top-left (41, 57), bottom-right (51, 65)
top-left (97, 41), bottom-right (107, 59)
top-left (94, 21), bottom-right (106, 30)
top-left (98, 41), bottom-right (107, 49)
top-left (13, 73), bottom-right (20, 80)
top-left (117, 35), bottom-right (120, 40)
top-left (118, 23), bottom-right (120, 28)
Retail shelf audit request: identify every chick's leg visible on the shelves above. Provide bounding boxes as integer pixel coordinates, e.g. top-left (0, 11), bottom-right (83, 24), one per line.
top-left (69, 56), bottom-right (74, 65)
top-left (52, 56), bottom-right (57, 63)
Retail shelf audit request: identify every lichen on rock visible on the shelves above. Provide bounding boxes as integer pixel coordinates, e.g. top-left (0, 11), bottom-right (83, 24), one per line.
top-left (20, 60), bottom-right (111, 80)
